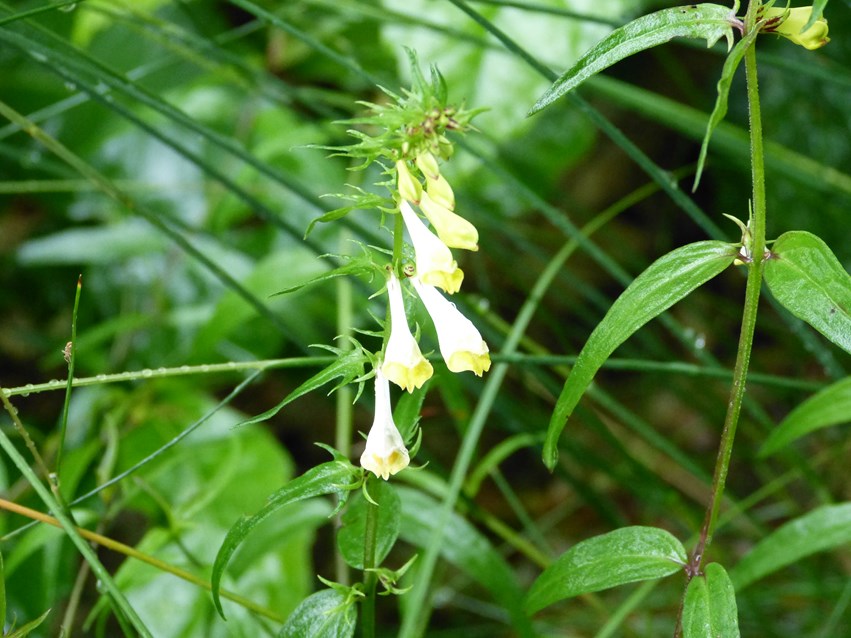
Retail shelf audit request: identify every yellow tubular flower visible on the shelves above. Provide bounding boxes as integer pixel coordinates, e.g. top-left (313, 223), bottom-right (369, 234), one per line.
top-left (763, 7), bottom-right (829, 50)
top-left (412, 277), bottom-right (491, 376)
top-left (415, 152), bottom-right (440, 181)
top-left (360, 369), bottom-right (410, 480)
top-left (399, 201), bottom-right (464, 294)
top-left (381, 273), bottom-right (433, 392)
top-left (420, 191), bottom-right (479, 252)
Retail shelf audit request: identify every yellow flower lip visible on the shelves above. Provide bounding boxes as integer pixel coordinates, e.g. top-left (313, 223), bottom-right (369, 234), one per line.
top-left (381, 273), bottom-right (433, 392)
top-left (360, 370), bottom-right (410, 480)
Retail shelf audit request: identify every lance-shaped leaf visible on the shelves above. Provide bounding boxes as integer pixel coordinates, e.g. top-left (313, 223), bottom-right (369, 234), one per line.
top-left (525, 526), bottom-right (686, 614)
top-left (694, 27), bottom-right (759, 190)
top-left (237, 346), bottom-right (368, 427)
top-left (529, 4), bottom-right (740, 115)
top-left (764, 231), bottom-right (851, 355)
top-left (211, 461), bottom-right (360, 618)
top-left (544, 241), bottom-right (737, 469)
top-left (730, 503), bottom-right (851, 591)
top-left (682, 563), bottom-right (740, 638)
top-left (760, 377), bottom-right (851, 457)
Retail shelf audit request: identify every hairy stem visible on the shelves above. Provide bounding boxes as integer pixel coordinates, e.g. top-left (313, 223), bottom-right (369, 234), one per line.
top-left (688, 0), bottom-right (767, 581)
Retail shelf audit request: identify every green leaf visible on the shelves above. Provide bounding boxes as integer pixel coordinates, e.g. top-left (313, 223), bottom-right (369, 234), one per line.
top-left (397, 486), bottom-right (536, 637)
top-left (804, 0), bottom-right (829, 31)
top-left (764, 231), bottom-right (851, 355)
top-left (278, 589), bottom-right (356, 638)
top-left (236, 347), bottom-right (368, 427)
top-left (211, 461), bottom-right (359, 618)
top-left (682, 563), bottom-right (740, 638)
top-left (271, 254), bottom-right (375, 296)
top-left (6, 608), bottom-right (52, 638)
top-left (337, 480), bottom-right (401, 570)
top-left (525, 526), bottom-right (687, 614)
top-left (529, 4), bottom-right (739, 115)
top-left (759, 377), bottom-right (851, 457)
top-left (730, 503), bottom-right (851, 591)
top-left (544, 241), bottom-right (736, 469)
top-left (694, 27), bottom-right (759, 190)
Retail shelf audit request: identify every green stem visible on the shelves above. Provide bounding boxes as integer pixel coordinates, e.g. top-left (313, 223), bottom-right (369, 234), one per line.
top-left (688, 0), bottom-right (767, 576)
top-left (57, 274), bottom-right (82, 478)
top-left (336, 231), bottom-right (354, 586)
top-left (361, 484), bottom-right (380, 638)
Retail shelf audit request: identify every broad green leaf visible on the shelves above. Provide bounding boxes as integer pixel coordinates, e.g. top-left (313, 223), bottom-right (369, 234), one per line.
top-left (337, 480), bottom-right (401, 570)
top-left (730, 503), bottom-right (851, 591)
top-left (764, 231), bottom-right (851, 355)
top-left (694, 27), bottom-right (759, 190)
top-left (544, 241), bottom-right (737, 469)
top-left (397, 487), bottom-right (535, 637)
top-left (682, 563), bottom-right (740, 638)
top-left (211, 461), bottom-right (359, 618)
top-left (278, 589), bottom-right (356, 638)
top-left (525, 526), bottom-right (687, 614)
top-left (759, 377), bottom-right (851, 457)
top-left (529, 4), bottom-right (739, 115)
top-left (236, 348), bottom-right (368, 427)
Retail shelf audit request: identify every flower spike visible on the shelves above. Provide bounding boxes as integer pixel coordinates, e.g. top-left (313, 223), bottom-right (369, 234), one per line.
top-left (412, 278), bottom-right (491, 376)
top-left (399, 201), bottom-right (464, 294)
top-left (382, 273), bottom-right (433, 392)
top-left (360, 369), bottom-right (410, 480)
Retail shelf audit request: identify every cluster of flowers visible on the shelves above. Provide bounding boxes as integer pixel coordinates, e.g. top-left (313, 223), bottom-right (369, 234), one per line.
top-left (360, 152), bottom-right (491, 481)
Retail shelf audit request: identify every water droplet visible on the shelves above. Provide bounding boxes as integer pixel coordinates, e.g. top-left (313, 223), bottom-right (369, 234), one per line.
top-left (179, 365), bottom-right (190, 373)
top-left (64, 81), bottom-right (77, 91)
top-left (694, 335), bottom-right (706, 350)
top-left (59, 2), bottom-right (77, 12)
top-left (225, 362), bottom-right (237, 369)
top-left (2, 389), bottom-right (10, 397)
top-left (94, 81), bottom-right (109, 95)
top-left (199, 365), bottom-right (211, 373)
top-left (141, 369), bottom-right (153, 378)
top-left (156, 367), bottom-right (166, 374)
top-left (30, 51), bottom-right (48, 63)
top-left (96, 374), bottom-right (107, 381)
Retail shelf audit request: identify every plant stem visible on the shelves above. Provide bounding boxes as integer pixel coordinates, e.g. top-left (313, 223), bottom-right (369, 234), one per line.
top-left (361, 485), bottom-right (380, 638)
top-left (688, 0), bottom-right (767, 577)
top-left (336, 230), bottom-right (354, 586)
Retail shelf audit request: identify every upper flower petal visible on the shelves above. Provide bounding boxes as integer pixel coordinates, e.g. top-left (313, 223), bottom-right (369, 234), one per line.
top-left (400, 201), bottom-right (464, 294)
top-left (412, 277), bottom-right (491, 376)
top-left (360, 369), bottom-right (410, 480)
top-left (420, 191), bottom-right (478, 252)
top-left (382, 273), bottom-right (433, 392)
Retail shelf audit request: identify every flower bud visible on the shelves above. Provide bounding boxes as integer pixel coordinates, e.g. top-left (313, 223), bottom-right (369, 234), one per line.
top-left (396, 160), bottom-right (422, 204)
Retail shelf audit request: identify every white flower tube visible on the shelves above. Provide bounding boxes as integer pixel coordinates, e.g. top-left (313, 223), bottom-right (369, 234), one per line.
top-left (360, 370), bottom-right (410, 480)
top-left (399, 201), bottom-right (463, 294)
top-left (382, 273), bottom-right (433, 392)
top-left (412, 278), bottom-right (491, 376)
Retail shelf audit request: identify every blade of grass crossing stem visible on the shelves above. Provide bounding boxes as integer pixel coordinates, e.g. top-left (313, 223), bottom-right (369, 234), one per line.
top-left (0, 395), bottom-right (152, 637)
